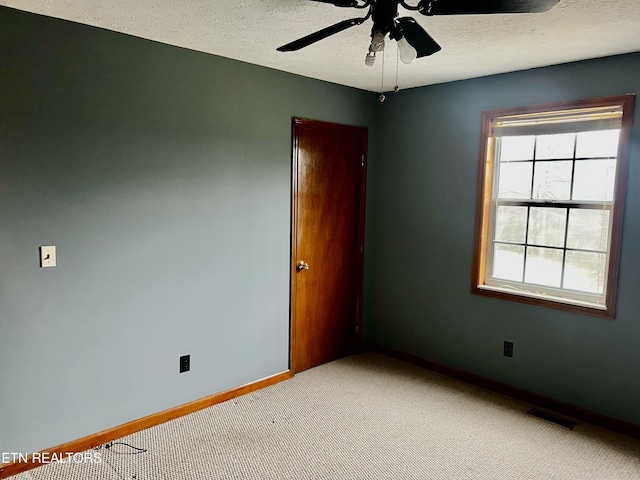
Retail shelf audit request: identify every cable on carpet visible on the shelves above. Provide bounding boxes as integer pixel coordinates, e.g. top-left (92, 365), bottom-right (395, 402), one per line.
top-left (97, 442), bottom-right (148, 480)
top-left (100, 441), bottom-right (148, 453)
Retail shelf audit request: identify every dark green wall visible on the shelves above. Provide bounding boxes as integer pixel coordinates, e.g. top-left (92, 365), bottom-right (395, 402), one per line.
top-left (366, 53), bottom-right (640, 425)
top-left (0, 6), bottom-right (378, 454)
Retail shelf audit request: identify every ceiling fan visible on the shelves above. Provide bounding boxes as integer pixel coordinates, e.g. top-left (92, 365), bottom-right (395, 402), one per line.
top-left (277, 0), bottom-right (560, 65)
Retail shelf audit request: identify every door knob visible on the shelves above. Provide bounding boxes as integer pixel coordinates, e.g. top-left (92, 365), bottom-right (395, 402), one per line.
top-left (296, 261), bottom-right (310, 271)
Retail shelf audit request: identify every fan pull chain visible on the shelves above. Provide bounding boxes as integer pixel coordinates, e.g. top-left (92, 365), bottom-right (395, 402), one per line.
top-left (394, 44), bottom-right (400, 93)
top-left (379, 50), bottom-right (386, 102)
top-left (393, 42), bottom-right (400, 93)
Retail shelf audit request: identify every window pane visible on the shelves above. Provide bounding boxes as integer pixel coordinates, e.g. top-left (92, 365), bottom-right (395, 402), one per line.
top-left (532, 160), bottom-right (572, 200)
top-left (564, 251), bottom-right (606, 294)
top-left (498, 162), bottom-right (533, 199)
top-left (566, 209), bottom-right (610, 252)
top-left (528, 207), bottom-right (567, 247)
top-left (495, 206), bottom-right (527, 243)
top-left (492, 244), bottom-right (524, 282)
top-left (500, 136), bottom-right (535, 161)
top-left (575, 129), bottom-right (620, 159)
top-left (572, 159), bottom-right (616, 201)
top-left (524, 247), bottom-right (563, 288)
top-left (535, 133), bottom-right (575, 160)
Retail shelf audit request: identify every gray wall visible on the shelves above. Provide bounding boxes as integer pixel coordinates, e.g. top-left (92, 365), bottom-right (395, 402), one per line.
top-left (0, 7), bottom-right (378, 454)
top-left (365, 53), bottom-right (640, 425)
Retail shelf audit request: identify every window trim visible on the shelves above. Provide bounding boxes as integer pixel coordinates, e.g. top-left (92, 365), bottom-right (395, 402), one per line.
top-left (471, 95), bottom-right (635, 318)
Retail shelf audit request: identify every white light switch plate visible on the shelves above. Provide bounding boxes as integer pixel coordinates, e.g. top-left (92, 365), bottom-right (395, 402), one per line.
top-left (40, 246), bottom-right (56, 267)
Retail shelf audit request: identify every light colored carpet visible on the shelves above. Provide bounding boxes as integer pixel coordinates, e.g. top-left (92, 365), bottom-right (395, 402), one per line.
top-left (10, 352), bottom-right (640, 479)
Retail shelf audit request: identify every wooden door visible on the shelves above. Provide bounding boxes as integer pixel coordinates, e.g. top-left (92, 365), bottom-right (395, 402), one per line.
top-left (290, 118), bottom-right (368, 373)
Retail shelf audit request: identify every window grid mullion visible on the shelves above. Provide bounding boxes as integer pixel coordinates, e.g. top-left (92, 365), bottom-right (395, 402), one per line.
top-left (522, 137), bottom-right (537, 284)
top-left (530, 137), bottom-right (538, 200)
top-left (497, 199), bottom-right (613, 210)
top-left (523, 206), bottom-right (531, 283)
top-left (560, 209), bottom-right (570, 289)
top-left (493, 240), bottom-right (606, 256)
top-left (561, 135), bottom-right (579, 289)
top-left (570, 133), bottom-right (578, 202)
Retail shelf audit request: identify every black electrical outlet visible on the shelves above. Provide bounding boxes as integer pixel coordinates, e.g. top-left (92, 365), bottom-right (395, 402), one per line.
top-left (503, 341), bottom-right (514, 357)
top-left (179, 354), bottom-right (190, 373)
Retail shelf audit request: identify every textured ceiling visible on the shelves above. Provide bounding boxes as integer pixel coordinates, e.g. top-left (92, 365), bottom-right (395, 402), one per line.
top-left (2, 0), bottom-right (640, 92)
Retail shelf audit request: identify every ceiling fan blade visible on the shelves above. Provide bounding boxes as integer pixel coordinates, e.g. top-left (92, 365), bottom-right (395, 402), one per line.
top-left (397, 17), bottom-right (441, 57)
top-left (421, 0), bottom-right (559, 15)
top-left (277, 17), bottom-right (366, 52)
top-left (308, 0), bottom-right (360, 6)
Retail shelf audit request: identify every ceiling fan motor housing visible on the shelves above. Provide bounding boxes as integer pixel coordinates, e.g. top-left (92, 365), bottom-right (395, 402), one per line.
top-left (370, 0), bottom-right (401, 37)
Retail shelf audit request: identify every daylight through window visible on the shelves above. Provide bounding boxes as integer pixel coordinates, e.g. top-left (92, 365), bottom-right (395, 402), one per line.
top-left (472, 95), bottom-right (635, 317)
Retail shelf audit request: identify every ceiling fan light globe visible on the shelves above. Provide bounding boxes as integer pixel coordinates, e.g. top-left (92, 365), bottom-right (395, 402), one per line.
top-left (397, 37), bottom-right (417, 64)
top-left (370, 31), bottom-right (386, 52)
top-left (365, 52), bottom-right (377, 66)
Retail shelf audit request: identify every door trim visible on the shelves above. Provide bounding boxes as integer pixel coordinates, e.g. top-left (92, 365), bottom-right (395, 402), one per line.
top-left (289, 117), bottom-right (368, 374)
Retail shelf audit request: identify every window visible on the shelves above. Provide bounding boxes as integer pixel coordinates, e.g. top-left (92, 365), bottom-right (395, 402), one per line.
top-left (472, 95), bottom-right (635, 317)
